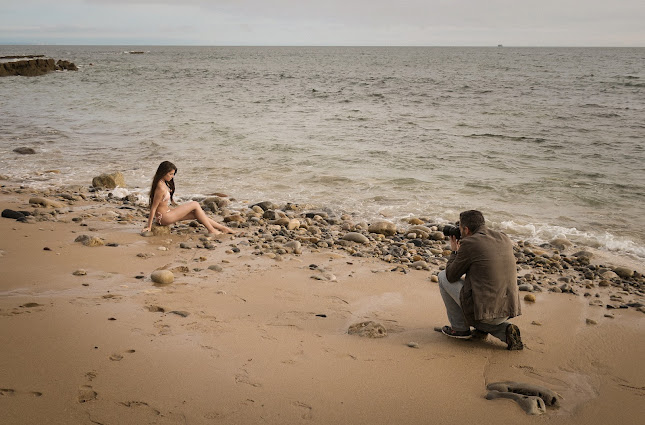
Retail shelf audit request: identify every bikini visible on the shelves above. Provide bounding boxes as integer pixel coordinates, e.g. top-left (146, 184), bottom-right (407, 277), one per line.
top-left (155, 186), bottom-right (172, 225)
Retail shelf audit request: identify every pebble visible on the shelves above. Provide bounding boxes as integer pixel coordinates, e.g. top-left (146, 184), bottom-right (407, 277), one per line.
top-left (342, 232), bottom-right (370, 244)
top-left (73, 269), bottom-right (87, 276)
top-left (586, 318), bottom-right (597, 325)
top-left (524, 294), bottom-right (536, 302)
top-left (407, 342), bottom-right (420, 349)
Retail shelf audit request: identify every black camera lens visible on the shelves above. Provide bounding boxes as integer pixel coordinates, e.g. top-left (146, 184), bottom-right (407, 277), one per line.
top-left (442, 225), bottom-right (461, 240)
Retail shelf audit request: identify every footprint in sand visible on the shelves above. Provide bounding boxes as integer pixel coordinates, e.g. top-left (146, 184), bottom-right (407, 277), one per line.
top-left (109, 349), bottom-right (136, 361)
top-left (0, 388), bottom-right (43, 397)
top-left (78, 385), bottom-right (98, 403)
top-left (293, 401), bottom-right (313, 420)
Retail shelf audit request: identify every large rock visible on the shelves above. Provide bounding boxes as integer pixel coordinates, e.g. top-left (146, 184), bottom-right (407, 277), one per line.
top-left (92, 172), bottom-right (126, 189)
top-left (368, 221), bottom-right (397, 236)
top-left (0, 57), bottom-right (78, 77)
top-left (151, 270), bottom-right (174, 285)
top-left (151, 224), bottom-right (171, 236)
top-left (613, 267), bottom-right (634, 279)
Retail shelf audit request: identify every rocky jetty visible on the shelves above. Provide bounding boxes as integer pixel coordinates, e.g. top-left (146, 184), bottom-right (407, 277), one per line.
top-left (0, 56), bottom-right (78, 77)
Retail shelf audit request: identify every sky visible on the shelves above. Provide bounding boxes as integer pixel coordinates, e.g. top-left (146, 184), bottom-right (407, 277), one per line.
top-left (1, 0), bottom-right (644, 46)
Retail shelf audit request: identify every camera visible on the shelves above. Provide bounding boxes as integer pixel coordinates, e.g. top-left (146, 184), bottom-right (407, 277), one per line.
top-left (442, 225), bottom-right (461, 240)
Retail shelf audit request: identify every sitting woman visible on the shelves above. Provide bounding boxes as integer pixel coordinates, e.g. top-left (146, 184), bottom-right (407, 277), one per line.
top-left (143, 161), bottom-right (234, 235)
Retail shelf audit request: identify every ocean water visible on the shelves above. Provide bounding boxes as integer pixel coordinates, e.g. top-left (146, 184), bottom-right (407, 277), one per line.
top-left (1, 46), bottom-right (644, 260)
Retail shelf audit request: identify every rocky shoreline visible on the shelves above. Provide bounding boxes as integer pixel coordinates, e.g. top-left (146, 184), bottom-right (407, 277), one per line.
top-left (2, 182), bottom-right (643, 317)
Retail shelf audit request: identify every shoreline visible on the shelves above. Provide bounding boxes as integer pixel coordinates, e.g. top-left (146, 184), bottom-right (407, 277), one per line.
top-left (1, 183), bottom-right (644, 424)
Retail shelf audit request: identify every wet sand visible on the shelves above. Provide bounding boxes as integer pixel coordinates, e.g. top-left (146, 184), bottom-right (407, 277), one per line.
top-left (1, 187), bottom-right (644, 424)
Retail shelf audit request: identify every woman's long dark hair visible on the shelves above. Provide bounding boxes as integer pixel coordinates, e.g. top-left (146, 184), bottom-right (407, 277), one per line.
top-left (149, 161), bottom-right (177, 207)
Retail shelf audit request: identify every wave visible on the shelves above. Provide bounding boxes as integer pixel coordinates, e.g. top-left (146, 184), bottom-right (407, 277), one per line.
top-left (497, 220), bottom-right (645, 260)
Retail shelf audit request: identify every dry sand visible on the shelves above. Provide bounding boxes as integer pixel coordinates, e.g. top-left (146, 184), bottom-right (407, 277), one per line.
top-left (1, 189), bottom-right (644, 424)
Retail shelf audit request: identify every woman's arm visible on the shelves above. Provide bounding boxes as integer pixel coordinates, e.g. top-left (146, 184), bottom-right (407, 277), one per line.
top-left (143, 183), bottom-right (164, 231)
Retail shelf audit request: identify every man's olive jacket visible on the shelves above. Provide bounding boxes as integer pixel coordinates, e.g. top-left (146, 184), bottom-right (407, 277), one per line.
top-left (445, 225), bottom-right (521, 325)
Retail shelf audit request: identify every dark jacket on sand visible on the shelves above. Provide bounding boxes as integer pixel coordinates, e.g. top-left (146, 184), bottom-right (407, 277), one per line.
top-left (446, 225), bottom-right (521, 325)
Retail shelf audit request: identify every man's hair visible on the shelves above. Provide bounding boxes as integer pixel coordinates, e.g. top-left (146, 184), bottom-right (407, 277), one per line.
top-left (459, 210), bottom-right (485, 233)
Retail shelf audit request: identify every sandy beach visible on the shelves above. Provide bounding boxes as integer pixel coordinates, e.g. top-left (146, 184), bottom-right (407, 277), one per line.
top-left (1, 184), bottom-right (644, 424)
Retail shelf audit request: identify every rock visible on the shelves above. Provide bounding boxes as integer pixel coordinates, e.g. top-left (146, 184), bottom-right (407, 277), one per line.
top-left (410, 260), bottom-right (430, 270)
top-left (613, 267), bottom-right (634, 279)
top-left (348, 321), bottom-right (387, 338)
top-left (406, 342), bottom-right (420, 348)
top-left (429, 231), bottom-right (446, 241)
top-left (92, 172), bottom-right (126, 189)
top-left (573, 250), bottom-right (593, 260)
top-left (73, 269), bottom-right (87, 276)
top-left (287, 219), bottom-right (300, 230)
top-left (151, 225), bottom-right (171, 236)
top-left (2, 209), bottom-right (25, 220)
top-left (151, 270), bottom-right (174, 285)
top-left (368, 221), bottom-right (397, 236)
top-left (550, 238), bottom-right (573, 250)
top-left (29, 197), bottom-right (64, 208)
top-left (600, 271), bottom-right (619, 280)
top-left (586, 318), bottom-right (597, 325)
top-left (485, 391), bottom-right (546, 415)
top-left (208, 265), bottom-right (223, 272)
top-left (13, 147), bottom-right (36, 154)
top-left (224, 214), bottom-right (245, 223)
top-left (518, 284), bottom-right (534, 292)
top-left (0, 58), bottom-right (56, 77)
top-left (486, 381), bottom-right (560, 407)
top-left (169, 310), bottom-right (189, 317)
top-left (285, 240), bottom-right (302, 254)
top-left (251, 201), bottom-right (274, 211)
top-left (56, 59), bottom-right (78, 71)
top-left (342, 232), bottom-right (369, 244)
top-left (74, 235), bottom-right (105, 247)
top-left (524, 294), bottom-right (536, 302)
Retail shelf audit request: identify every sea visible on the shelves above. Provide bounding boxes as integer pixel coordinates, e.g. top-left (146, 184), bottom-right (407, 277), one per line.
top-left (1, 46), bottom-right (644, 261)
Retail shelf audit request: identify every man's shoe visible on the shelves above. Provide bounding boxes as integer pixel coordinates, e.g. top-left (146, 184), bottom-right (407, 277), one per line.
top-left (441, 326), bottom-right (472, 339)
top-left (505, 324), bottom-right (524, 350)
top-left (471, 329), bottom-right (489, 341)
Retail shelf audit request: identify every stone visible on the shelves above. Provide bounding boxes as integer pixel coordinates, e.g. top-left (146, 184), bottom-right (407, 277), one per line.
top-left (287, 219), bottom-right (300, 230)
top-left (251, 201), bottom-right (274, 211)
top-left (91, 172), bottom-right (126, 189)
top-left (2, 209), bottom-right (25, 220)
top-left (348, 321), bottom-right (387, 338)
top-left (151, 270), bottom-right (174, 285)
top-left (524, 294), bottom-right (536, 302)
top-left (74, 235), bottom-right (105, 247)
top-left (550, 238), bottom-right (573, 250)
top-left (208, 265), bottom-right (223, 272)
top-left (151, 225), bottom-right (171, 236)
top-left (13, 147), bottom-right (36, 154)
top-left (73, 269), bottom-right (87, 276)
top-left (518, 284), bottom-right (534, 292)
top-left (285, 240), bottom-right (302, 254)
top-left (601, 271), bottom-right (619, 280)
top-left (485, 391), bottom-right (546, 415)
top-left (368, 221), bottom-right (397, 236)
top-left (29, 197), bottom-right (64, 208)
top-left (342, 232), bottom-right (370, 244)
top-left (613, 267), bottom-right (634, 279)
top-left (410, 260), bottom-right (430, 270)
top-left (586, 318), bottom-right (597, 325)
top-left (573, 250), bottom-right (593, 260)
top-left (486, 381), bottom-right (560, 407)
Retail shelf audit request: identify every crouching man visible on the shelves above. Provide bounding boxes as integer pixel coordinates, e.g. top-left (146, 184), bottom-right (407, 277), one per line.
top-left (438, 210), bottom-right (523, 350)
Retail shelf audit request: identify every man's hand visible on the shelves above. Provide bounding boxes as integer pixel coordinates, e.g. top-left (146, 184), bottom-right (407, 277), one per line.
top-left (449, 235), bottom-right (460, 252)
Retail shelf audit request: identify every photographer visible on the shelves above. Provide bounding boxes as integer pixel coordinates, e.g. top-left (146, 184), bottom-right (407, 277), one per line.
top-left (437, 210), bottom-right (523, 350)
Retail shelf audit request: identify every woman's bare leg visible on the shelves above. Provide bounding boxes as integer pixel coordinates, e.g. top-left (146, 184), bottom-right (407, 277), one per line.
top-left (160, 201), bottom-right (222, 234)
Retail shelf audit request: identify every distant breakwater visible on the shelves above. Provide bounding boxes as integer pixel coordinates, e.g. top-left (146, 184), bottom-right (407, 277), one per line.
top-left (0, 55), bottom-right (78, 77)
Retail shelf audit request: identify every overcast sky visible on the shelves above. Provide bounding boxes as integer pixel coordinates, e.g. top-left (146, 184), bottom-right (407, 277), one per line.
top-left (1, 0), bottom-right (644, 46)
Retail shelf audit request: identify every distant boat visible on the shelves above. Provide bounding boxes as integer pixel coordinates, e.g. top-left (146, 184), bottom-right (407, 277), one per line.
top-left (497, 44), bottom-right (503, 47)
